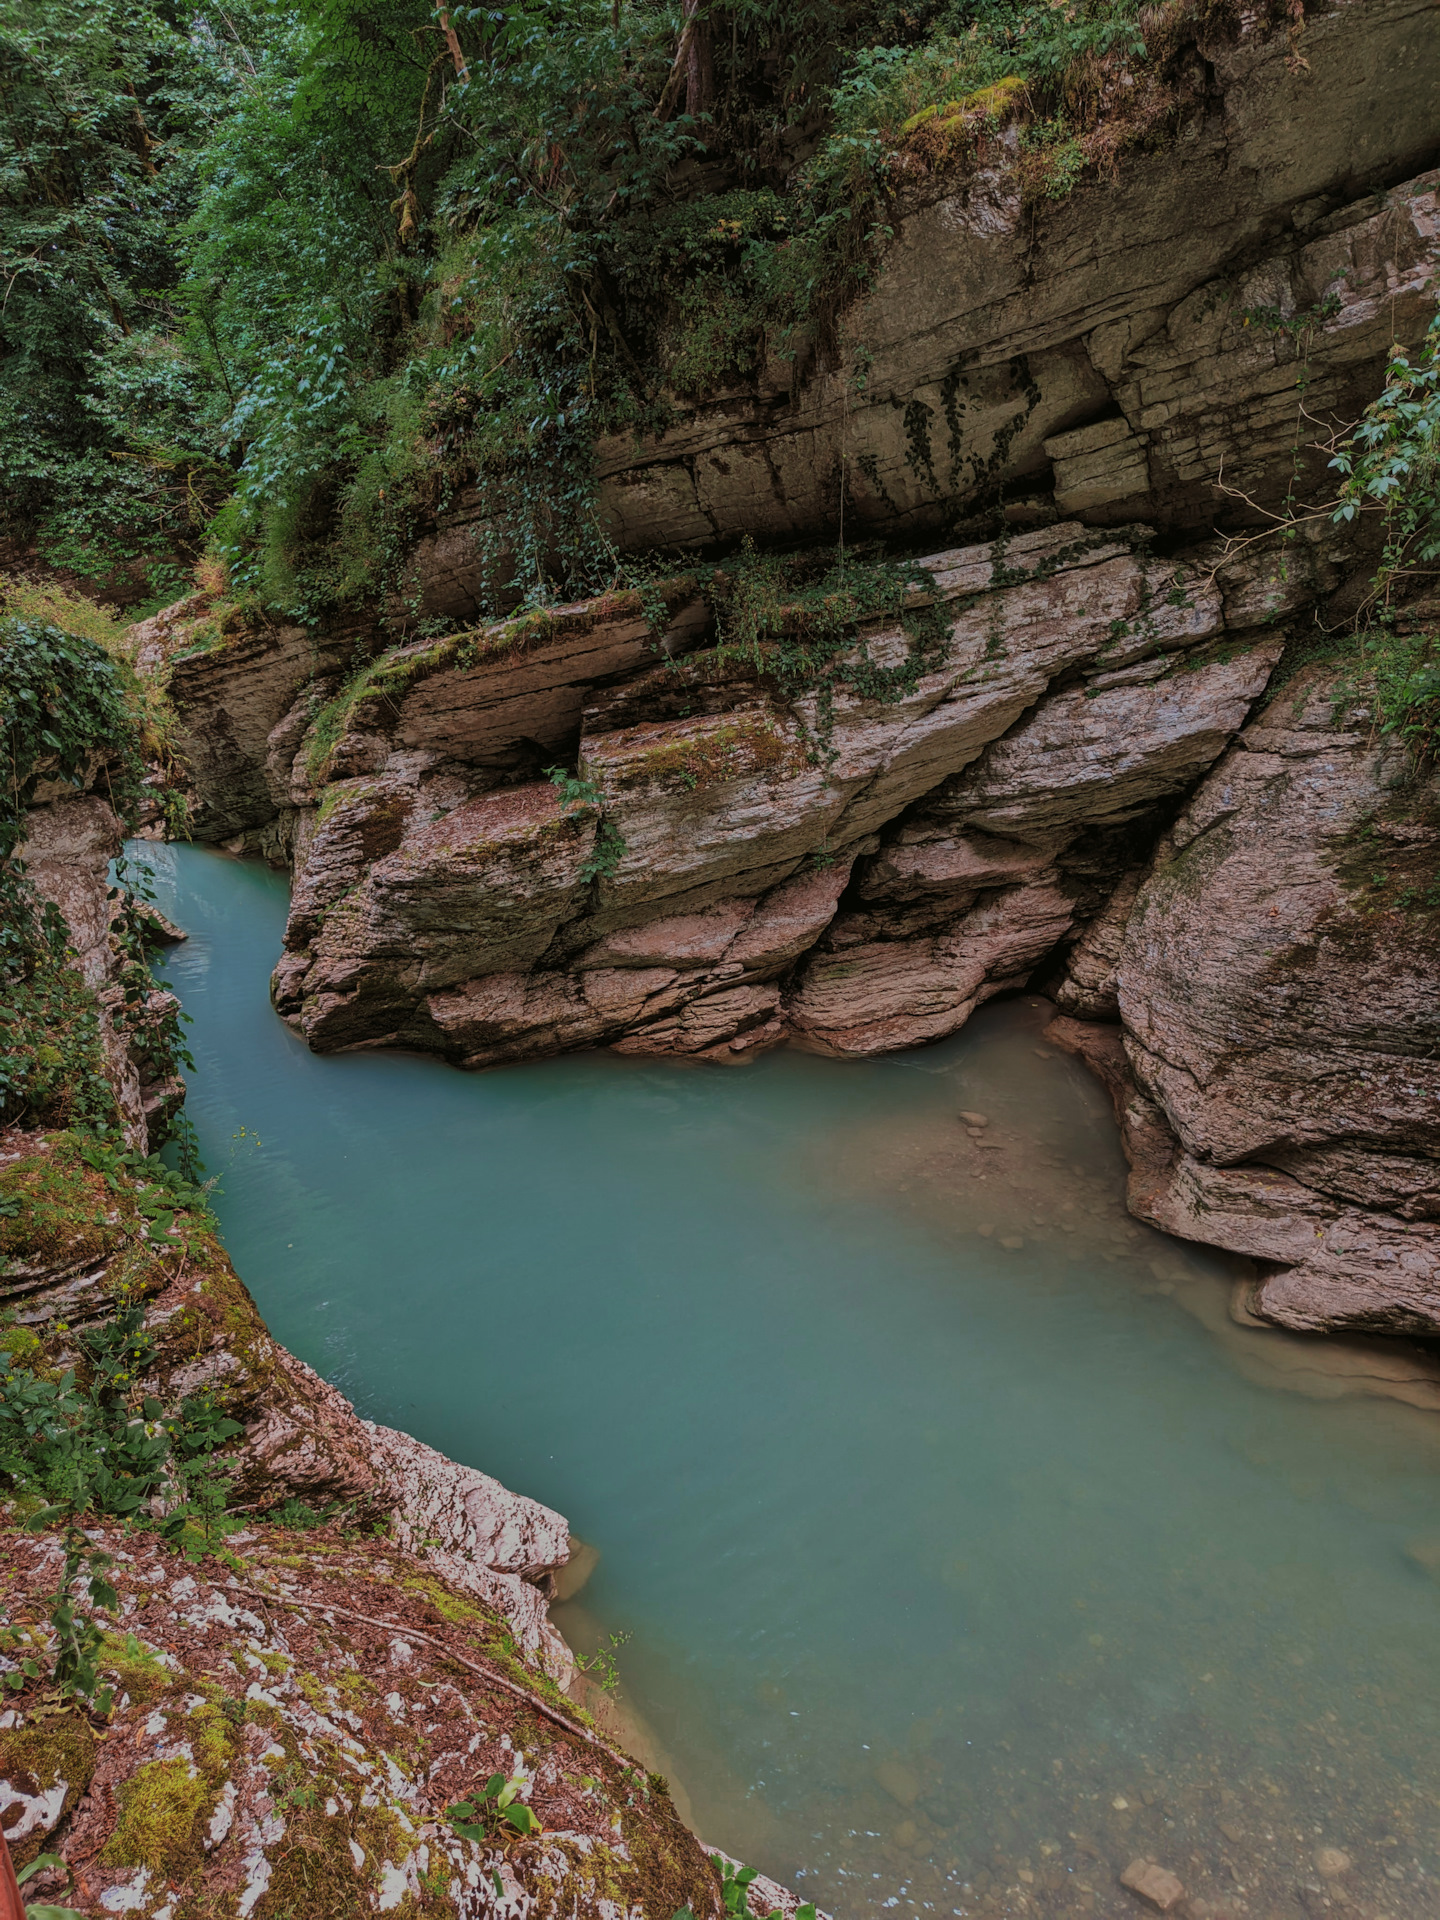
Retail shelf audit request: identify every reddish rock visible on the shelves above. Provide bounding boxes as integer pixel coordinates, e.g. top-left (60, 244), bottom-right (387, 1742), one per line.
top-left (1120, 1857), bottom-right (1186, 1910)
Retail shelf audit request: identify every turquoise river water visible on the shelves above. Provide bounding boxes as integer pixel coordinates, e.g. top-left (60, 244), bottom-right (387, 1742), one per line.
top-left (145, 841), bottom-right (1440, 1920)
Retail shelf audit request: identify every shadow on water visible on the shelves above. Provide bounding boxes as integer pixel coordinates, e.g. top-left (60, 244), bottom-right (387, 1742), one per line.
top-left (142, 841), bottom-right (1440, 1920)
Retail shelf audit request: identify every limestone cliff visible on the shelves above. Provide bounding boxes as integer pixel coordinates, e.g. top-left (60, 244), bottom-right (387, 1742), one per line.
top-left (1049, 661), bottom-right (1440, 1339)
top-left (413, 0), bottom-right (1439, 610)
top-left (143, 4), bottom-right (1440, 1340)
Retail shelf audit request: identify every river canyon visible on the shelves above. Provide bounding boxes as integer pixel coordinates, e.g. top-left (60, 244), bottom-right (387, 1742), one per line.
top-left (4, 0), bottom-right (1440, 1914)
top-left (136, 839), bottom-right (1440, 1920)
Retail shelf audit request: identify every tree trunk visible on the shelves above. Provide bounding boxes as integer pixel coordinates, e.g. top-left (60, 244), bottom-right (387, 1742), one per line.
top-left (684, 0), bottom-right (713, 119)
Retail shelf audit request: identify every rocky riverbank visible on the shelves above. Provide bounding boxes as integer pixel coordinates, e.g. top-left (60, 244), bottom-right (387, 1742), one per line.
top-left (1, 746), bottom-right (798, 1920)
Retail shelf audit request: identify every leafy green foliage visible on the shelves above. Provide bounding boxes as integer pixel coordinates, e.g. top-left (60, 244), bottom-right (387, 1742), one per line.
top-left (0, 618), bottom-right (196, 1150)
top-left (545, 766), bottom-right (606, 814)
top-left (1, 1302), bottom-right (243, 1542)
top-left (448, 1772), bottom-right (544, 1841)
top-left (1331, 313), bottom-right (1440, 608)
top-left (15, 1849), bottom-right (86, 1920)
top-left (0, 619), bottom-right (145, 1131)
top-left (581, 821), bottom-right (628, 882)
top-left (574, 1625), bottom-right (631, 1691)
top-left (185, 1), bottom-right (447, 614)
top-left (1252, 308), bottom-right (1440, 767)
top-left (546, 763), bottom-right (628, 881)
top-left (0, 1280), bottom-right (242, 1710)
top-left (1335, 629), bottom-right (1440, 768)
top-left (4, 0), bottom-right (1174, 628)
top-left (267, 1496), bottom-right (334, 1529)
top-left (0, 1), bottom-right (250, 590)
top-left (709, 1854), bottom-right (817, 1920)
top-left (0, 619), bottom-right (146, 858)
top-left (710, 539), bottom-right (950, 759)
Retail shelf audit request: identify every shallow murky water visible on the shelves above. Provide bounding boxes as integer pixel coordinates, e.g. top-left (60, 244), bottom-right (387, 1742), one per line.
top-left (145, 842), bottom-right (1440, 1919)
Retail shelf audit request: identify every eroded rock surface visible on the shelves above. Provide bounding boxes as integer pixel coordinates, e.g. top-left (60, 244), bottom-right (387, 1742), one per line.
top-left (1046, 666), bottom-right (1440, 1336)
top-left (143, 58), bottom-right (1440, 1336)
top-left (0, 1129), bottom-right (575, 1674)
top-left (246, 525), bottom-right (1297, 1068)
top-left (17, 774), bottom-right (187, 1149)
top-left (410, 22), bottom-right (1439, 615)
top-left (0, 1521), bottom-right (723, 1920)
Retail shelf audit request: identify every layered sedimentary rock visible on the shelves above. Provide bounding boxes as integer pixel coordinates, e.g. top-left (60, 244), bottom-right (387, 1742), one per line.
top-left (16, 771), bottom-right (187, 1146)
top-left (0, 690), bottom-right (803, 1920)
top-left (148, 35), bottom-right (1440, 1337)
top-left (240, 523), bottom-right (1295, 1068)
top-left (410, 14), bottom-right (1439, 616)
top-left (1050, 665), bottom-right (1440, 1339)
top-left (7, 771), bottom-right (578, 1676)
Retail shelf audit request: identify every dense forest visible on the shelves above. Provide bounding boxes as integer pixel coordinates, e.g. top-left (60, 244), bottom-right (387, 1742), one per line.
top-left (1, 0), bottom-right (1208, 628)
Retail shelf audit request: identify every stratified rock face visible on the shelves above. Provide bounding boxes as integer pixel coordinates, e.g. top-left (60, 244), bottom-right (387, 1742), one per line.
top-left (787, 635), bottom-right (1281, 1054)
top-left (364, 1421), bottom-right (575, 1681)
top-left (1093, 667), bottom-right (1440, 1336)
top-left (135, 603), bottom-right (345, 842)
top-left (17, 778), bottom-right (184, 1148)
top-left (407, 18), bottom-right (1439, 619)
top-left (147, 36), bottom-right (1440, 1337)
top-left (252, 524), bottom-right (1295, 1066)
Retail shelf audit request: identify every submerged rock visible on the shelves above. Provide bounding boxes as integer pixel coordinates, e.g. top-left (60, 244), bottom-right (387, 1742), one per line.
top-left (1120, 1856), bottom-right (1186, 1910)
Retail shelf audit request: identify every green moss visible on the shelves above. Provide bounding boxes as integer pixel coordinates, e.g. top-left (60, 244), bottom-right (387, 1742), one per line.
top-left (101, 1754), bottom-right (216, 1877)
top-left (0, 1712), bottom-right (98, 1868)
top-left (0, 938), bottom-right (119, 1137)
top-left (98, 1629), bottom-right (171, 1704)
top-left (0, 1322), bottom-right (41, 1365)
top-left (188, 1700), bottom-right (238, 1780)
top-left (610, 719), bottom-right (793, 794)
top-left (304, 580), bottom-right (696, 786)
top-left (253, 1793), bottom-right (373, 1919)
top-left (1324, 796), bottom-right (1440, 947)
top-left (400, 1573), bottom-right (491, 1627)
top-left (0, 1141), bottom-right (122, 1274)
top-left (316, 778), bottom-right (376, 826)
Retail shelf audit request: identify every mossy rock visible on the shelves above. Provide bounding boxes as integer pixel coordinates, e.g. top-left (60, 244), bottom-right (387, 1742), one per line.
top-left (101, 1753), bottom-right (220, 1878)
top-left (0, 1711), bottom-right (97, 1868)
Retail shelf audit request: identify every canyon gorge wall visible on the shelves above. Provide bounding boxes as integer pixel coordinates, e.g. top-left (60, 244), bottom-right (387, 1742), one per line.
top-left (145, 2), bottom-right (1440, 1341)
top-left (5, 2), bottom-right (1440, 1904)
